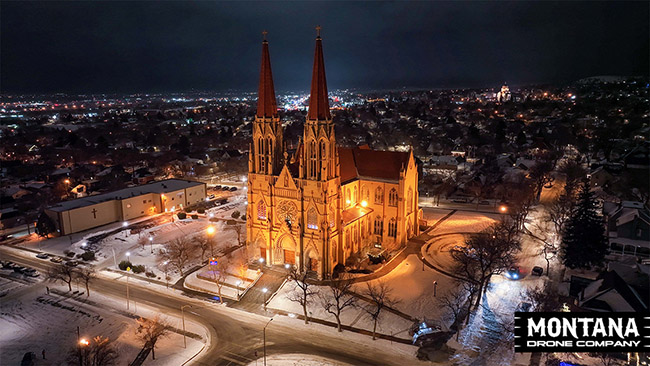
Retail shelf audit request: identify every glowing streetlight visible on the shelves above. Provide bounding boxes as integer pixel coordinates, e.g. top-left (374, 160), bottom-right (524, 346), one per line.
top-left (259, 257), bottom-right (265, 264)
top-left (499, 205), bottom-right (507, 213)
top-left (122, 221), bottom-right (128, 227)
top-left (64, 179), bottom-right (70, 185)
top-left (163, 260), bottom-right (170, 288)
top-left (81, 241), bottom-right (87, 248)
top-left (79, 338), bottom-right (89, 346)
top-left (360, 200), bottom-right (368, 207)
top-left (149, 236), bottom-right (154, 253)
top-left (236, 280), bottom-right (242, 298)
top-left (206, 226), bottom-right (216, 256)
top-left (284, 263), bottom-right (290, 270)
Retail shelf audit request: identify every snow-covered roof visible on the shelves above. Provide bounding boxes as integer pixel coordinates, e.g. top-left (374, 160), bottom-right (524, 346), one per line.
top-left (47, 179), bottom-right (204, 212)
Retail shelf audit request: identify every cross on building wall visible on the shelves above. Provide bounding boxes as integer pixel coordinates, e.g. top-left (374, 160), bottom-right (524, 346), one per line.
top-left (91, 208), bottom-right (97, 219)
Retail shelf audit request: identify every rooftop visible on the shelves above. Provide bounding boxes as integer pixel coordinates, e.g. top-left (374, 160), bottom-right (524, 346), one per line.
top-left (47, 179), bottom-right (204, 212)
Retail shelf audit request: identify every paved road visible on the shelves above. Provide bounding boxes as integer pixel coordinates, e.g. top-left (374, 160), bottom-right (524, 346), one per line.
top-left (0, 249), bottom-right (425, 366)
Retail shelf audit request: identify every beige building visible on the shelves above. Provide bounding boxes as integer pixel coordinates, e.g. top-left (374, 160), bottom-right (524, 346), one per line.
top-left (246, 34), bottom-right (420, 279)
top-left (45, 179), bottom-right (206, 235)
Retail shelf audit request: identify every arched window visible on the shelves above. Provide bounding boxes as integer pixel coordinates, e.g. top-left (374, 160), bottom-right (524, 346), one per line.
top-left (407, 188), bottom-right (413, 214)
top-left (375, 186), bottom-right (383, 204)
top-left (361, 185), bottom-right (369, 202)
top-left (307, 208), bottom-right (318, 230)
top-left (388, 188), bottom-right (398, 207)
top-left (329, 203), bottom-right (336, 227)
top-left (374, 216), bottom-right (383, 235)
top-left (332, 240), bottom-right (337, 263)
top-left (257, 138), bottom-right (264, 173)
top-left (353, 186), bottom-right (358, 205)
top-left (388, 218), bottom-right (397, 237)
top-left (257, 200), bottom-right (267, 220)
top-left (309, 140), bottom-right (317, 179)
top-left (346, 190), bottom-right (351, 207)
top-left (266, 137), bottom-right (273, 171)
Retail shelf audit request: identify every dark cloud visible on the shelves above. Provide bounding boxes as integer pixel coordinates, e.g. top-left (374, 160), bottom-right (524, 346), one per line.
top-left (1, 1), bottom-right (648, 94)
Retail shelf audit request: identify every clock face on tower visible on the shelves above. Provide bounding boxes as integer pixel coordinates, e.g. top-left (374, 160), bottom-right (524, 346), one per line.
top-left (278, 200), bottom-right (297, 228)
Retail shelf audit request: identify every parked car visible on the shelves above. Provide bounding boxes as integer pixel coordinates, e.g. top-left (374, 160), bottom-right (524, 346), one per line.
top-left (65, 261), bottom-right (79, 267)
top-left (2, 261), bottom-right (16, 269)
top-left (13, 266), bottom-right (26, 274)
top-left (479, 200), bottom-right (490, 205)
top-left (229, 186), bottom-right (238, 191)
top-left (208, 194), bottom-right (216, 199)
top-left (50, 256), bottom-right (63, 263)
top-left (221, 186), bottom-right (230, 191)
top-left (504, 266), bottom-right (521, 280)
top-left (214, 185), bottom-right (222, 190)
top-left (24, 269), bottom-right (40, 277)
top-left (531, 266), bottom-right (544, 276)
top-left (452, 198), bottom-right (469, 203)
top-left (36, 253), bottom-right (49, 259)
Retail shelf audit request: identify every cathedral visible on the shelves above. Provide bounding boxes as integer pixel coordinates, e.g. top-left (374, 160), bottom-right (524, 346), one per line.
top-left (246, 30), bottom-right (421, 279)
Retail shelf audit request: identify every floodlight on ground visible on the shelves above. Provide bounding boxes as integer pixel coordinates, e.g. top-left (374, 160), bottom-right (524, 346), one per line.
top-left (259, 257), bottom-right (265, 263)
top-left (122, 221), bottom-right (128, 227)
top-left (361, 200), bottom-right (368, 207)
top-left (284, 263), bottom-right (290, 269)
top-left (262, 287), bottom-right (268, 293)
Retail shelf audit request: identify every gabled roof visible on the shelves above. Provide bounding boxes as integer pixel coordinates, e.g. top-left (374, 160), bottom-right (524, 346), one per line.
top-left (338, 147), bottom-right (410, 184)
top-left (256, 38), bottom-right (278, 119)
top-left (306, 35), bottom-right (331, 121)
top-left (581, 270), bottom-right (648, 312)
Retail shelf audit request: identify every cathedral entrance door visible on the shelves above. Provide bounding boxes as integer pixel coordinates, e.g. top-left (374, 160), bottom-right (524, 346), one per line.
top-left (309, 258), bottom-right (318, 272)
top-left (284, 250), bottom-right (295, 265)
top-left (260, 247), bottom-right (266, 261)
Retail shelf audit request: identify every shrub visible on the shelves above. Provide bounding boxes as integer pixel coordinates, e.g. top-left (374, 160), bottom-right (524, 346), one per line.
top-left (191, 214), bottom-right (199, 220)
top-left (231, 211), bottom-right (241, 219)
top-left (64, 250), bottom-right (76, 258)
top-left (177, 212), bottom-right (187, 220)
top-left (118, 260), bottom-right (133, 271)
top-left (80, 251), bottom-right (96, 261)
top-left (145, 271), bottom-right (156, 278)
top-left (132, 265), bottom-right (145, 274)
top-left (197, 208), bottom-right (205, 214)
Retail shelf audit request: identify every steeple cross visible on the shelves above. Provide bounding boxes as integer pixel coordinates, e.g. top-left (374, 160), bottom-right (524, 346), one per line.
top-left (315, 25), bottom-right (321, 38)
top-left (262, 30), bottom-right (268, 41)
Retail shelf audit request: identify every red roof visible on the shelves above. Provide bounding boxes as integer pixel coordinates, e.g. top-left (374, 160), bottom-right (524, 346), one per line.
top-left (256, 40), bottom-right (278, 119)
top-left (307, 37), bottom-right (331, 121)
top-left (338, 147), bottom-right (410, 183)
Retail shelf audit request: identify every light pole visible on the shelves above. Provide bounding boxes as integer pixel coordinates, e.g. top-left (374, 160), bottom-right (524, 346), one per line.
top-left (262, 287), bottom-right (268, 311)
top-left (433, 280), bottom-right (438, 297)
top-left (206, 225), bottom-right (216, 257)
top-left (126, 266), bottom-right (131, 310)
top-left (236, 280), bottom-right (242, 299)
top-left (263, 317), bottom-right (273, 366)
top-left (149, 236), bottom-right (154, 253)
top-left (181, 305), bottom-right (192, 348)
top-left (126, 251), bottom-right (131, 263)
top-left (164, 260), bottom-right (169, 288)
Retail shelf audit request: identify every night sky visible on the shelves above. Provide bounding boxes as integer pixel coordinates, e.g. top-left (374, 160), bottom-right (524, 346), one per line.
top-left (1, 1), bottom-right (648, 94)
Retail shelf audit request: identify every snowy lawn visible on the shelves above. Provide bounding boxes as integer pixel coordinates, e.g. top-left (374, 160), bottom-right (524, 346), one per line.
top-left (431, 211), bottom-right (499, 235)
top-left (267, 279), bottom-right (414, 339)
top-left (0, 282), bottom-right (205, 366)
top-left (246, 353), bottom-right (353, 366)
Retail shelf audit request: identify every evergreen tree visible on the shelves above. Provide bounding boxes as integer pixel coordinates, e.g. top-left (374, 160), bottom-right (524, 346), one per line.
top-left (35, 212), bottom-right (56, 238)
top-left (560, 180), bottom-right (608, 269)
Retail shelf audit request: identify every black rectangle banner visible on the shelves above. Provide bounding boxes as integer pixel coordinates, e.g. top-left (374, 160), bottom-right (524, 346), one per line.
top-left (514, 312), bottom-right (650, 353)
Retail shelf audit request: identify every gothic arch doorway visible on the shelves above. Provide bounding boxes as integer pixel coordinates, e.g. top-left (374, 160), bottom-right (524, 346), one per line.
top-left (275, 234), bottom-right (296, 265)
top-left (304, 247), bottom-right (319, 273)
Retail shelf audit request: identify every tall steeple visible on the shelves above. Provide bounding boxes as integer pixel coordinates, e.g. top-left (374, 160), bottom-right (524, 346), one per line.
top-left (256, 31), bottom-right (278, 119)
top-left (250, 31), bottom-right (283, 176)
top-left (302, 26), bottom-right (337, 181)
top-left (307, 26), bottom-right (331, 121)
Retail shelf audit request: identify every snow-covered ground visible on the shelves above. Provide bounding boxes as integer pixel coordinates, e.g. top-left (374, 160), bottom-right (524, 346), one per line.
top-left (185, 265), bottom-right (262, 300)
top-left (268, 279), bottom-right (414, 339)
top-left (0, 281), bottom-right (206, 366)
top-left (246, 353), bottom-right (353, 366)
top-left (352, 255), bottom-right (458, 325)
top-left (429, 211), bottom-right (499, 235)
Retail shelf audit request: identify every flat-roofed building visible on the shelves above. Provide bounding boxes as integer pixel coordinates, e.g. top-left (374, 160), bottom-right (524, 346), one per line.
top-left (45, 179), bottom-right (206, 235)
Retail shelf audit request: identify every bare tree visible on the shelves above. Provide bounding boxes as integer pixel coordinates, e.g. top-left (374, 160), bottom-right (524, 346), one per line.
top-left (523, 281), bottom-right (562, 312)
top-left (137, 236), bottom-right (148, 250)
top-left (164, 238), bottom-right (192, 276)
top-left (436, 286), bottom-right (468, 340)
top-left (230, 224), bottom-right (245, 247)
top-left (451, 221), bottom-right (521, 310)
top-left (47, 263), bottom-right (76, 291)
top-left (363, 281), bottom-right (399, 340)
top-left (75, 266), bottom-right (96, 297)
top-left (529, 160), bottom-right (556, 201)
top-left (192, 234), bottom-right (211, 263)
top-left (526, 220), bottom-right (560, 276)
top-left (212, 259), bottom-right (228, 303)
top-left (588, 353), bottom-right (619, 366)
top-left (135, 315), bottom-right (171, 360)
top-left (67, 335), bottom-right (119, 366)
top-left (320, 274), bottom-right (357, 332)
top-left (287, 266), bottom-right (318, 324)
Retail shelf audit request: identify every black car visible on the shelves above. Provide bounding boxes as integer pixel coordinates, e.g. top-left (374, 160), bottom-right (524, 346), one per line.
top-left (229, 186), bottom-right (237, 191)
top-left (531, 266), bottom-right (544, 276)
top-left (221, 186), bottom-right (230, 191)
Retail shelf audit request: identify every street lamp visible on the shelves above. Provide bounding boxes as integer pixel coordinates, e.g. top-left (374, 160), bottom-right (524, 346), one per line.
top-left (81, 241), bottom-right (87, 249)
top-left (181, 305), bottom-right (192, 348)
top-left (236, 280), bottom-right (242, 299)
top-left (149, 236), bottom-right (154, 253)
top-left (126, 251), bottom-right (131, 262)
top-left (163, 261), bottom-right (170, 288)
top-left (433, 280), bottom-right (438, 297)
top-left (78, 337), bottom-right (89, 366)
top-left (262, 287), bottom-right (268, 311)
top-left (263, 317), bottom-right (273, 366)
top-left (122, 221), bottom-right (128, 227)
top-left (499, 205), bottom-right (507, 213)
top-left (206, 225), bottom-right (216, 257)
top-left (259, 257), bottom-right (265, 266)
top-left (284, 263), bottom-right (290, 270)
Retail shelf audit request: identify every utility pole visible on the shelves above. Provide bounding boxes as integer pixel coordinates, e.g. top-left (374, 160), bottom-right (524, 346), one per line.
top-left (181, 305), bottom-right (192, 348)
top-left (263, 317), bottom-right (273, 366)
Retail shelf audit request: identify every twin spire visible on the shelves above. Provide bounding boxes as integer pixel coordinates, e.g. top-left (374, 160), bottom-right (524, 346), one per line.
top-left (255, 27), bottom-right (330, 121)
